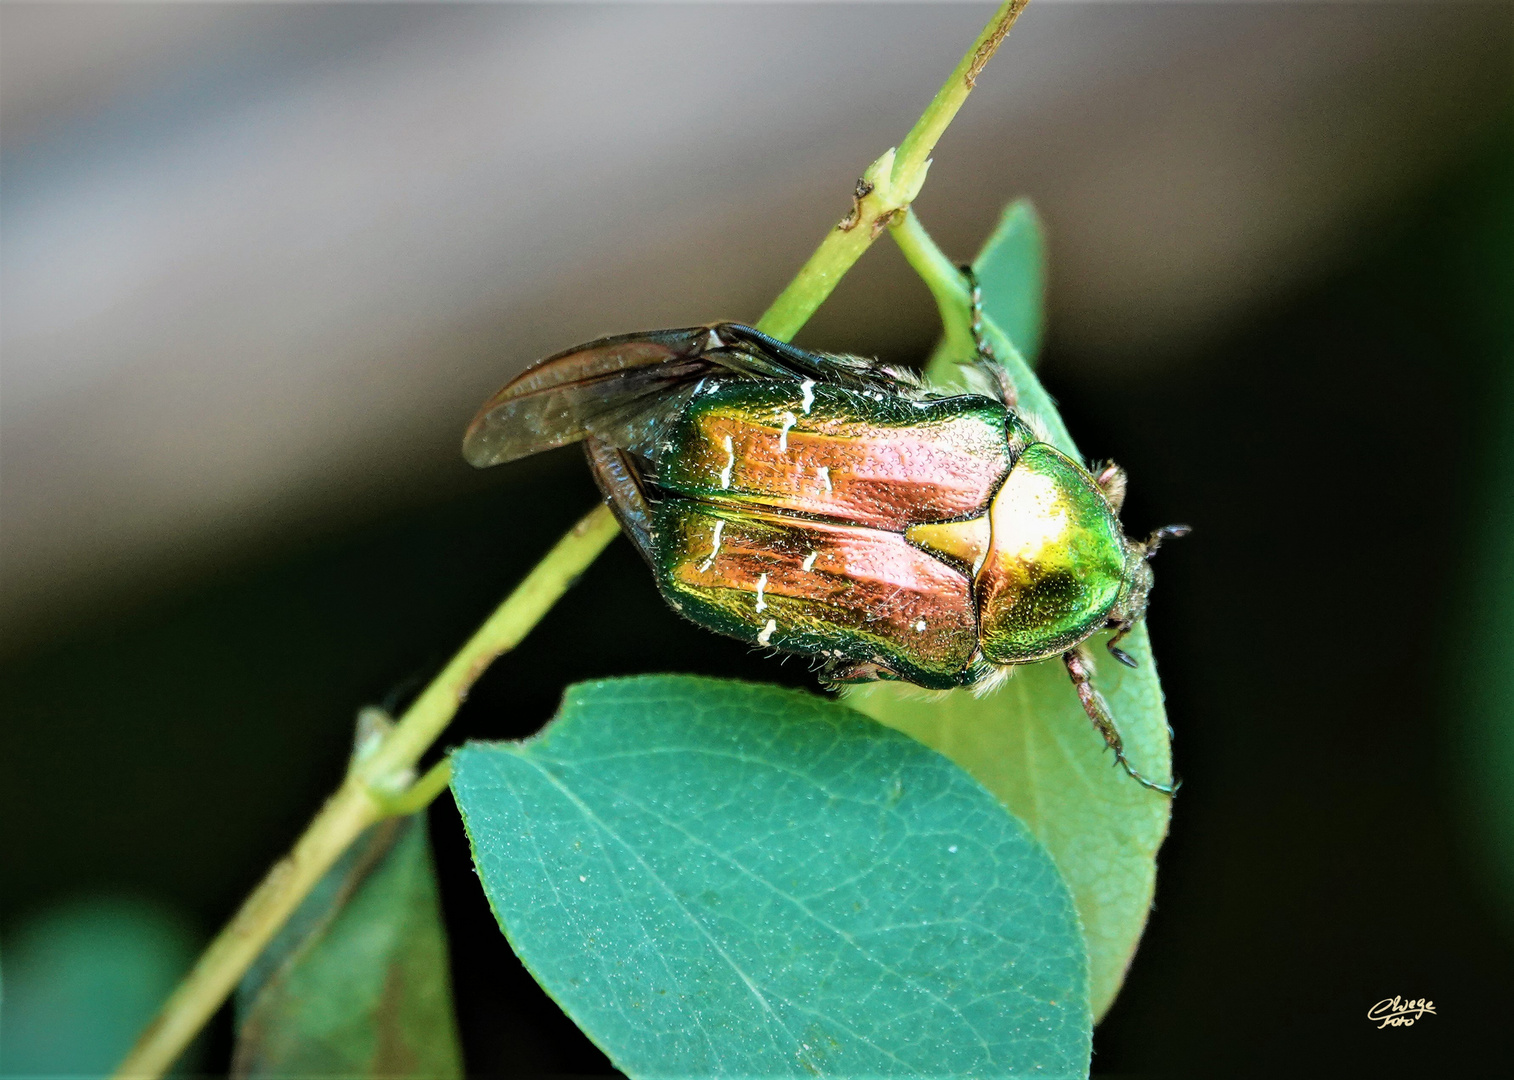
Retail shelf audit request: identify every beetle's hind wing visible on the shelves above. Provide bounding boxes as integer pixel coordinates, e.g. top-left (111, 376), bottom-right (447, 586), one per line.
top-left (713, 323), bottom-right (925, 397)
top-left (463, 322), bottom-right (927, 469)
top-left (463, 327), bottom-right (732, 467)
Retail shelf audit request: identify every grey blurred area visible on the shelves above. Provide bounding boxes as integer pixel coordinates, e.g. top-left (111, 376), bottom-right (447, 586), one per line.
top-left (2, 1), bottom-right (1509, 651)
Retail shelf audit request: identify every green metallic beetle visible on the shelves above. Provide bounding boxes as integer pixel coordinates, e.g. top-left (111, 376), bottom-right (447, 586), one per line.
top-left (463, 319), bottom-right (1186, 792)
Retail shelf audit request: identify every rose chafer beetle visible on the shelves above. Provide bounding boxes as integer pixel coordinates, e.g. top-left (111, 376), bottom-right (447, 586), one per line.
top-left (464, 319), bottom-right (1186, 792)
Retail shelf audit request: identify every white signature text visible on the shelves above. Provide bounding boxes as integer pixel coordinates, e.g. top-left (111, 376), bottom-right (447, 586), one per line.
top-left (1367, 996), bottom-right (1436, 1028)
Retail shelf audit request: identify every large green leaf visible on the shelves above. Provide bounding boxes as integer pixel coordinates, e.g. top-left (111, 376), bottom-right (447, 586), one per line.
top-left (451, 675), bottom-right (1091, 1079)
top-left (847, 627), bottom-right (1172, 1021)
top-left (233, 815), bottom-right (463, 1077)
top-left (859, 199), bottom-right (1174, 1020)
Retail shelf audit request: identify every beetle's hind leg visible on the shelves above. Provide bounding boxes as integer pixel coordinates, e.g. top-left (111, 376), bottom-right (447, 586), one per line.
top-left (819, 658), bottom-right (900, 687)
top-left (1062, 647), bottom-right (1179, 796)
top-left (584, 437), bottom-right (658, 569)
top-left (960, 265), bottom-right (996, 364)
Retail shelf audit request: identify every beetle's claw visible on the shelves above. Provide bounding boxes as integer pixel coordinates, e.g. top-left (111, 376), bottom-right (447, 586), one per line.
top-left (1115, 751), bottom-right (1181, 796)
top-left (1107, 644), bottom-right (1139, 668)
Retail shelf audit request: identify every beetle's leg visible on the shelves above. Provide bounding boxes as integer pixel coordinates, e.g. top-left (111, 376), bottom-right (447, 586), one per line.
top-left (1062, 648), bottom-right (1178, 796)
top-left (584, 437), bottom-right (658, 570)
top-left (1104, 622), bottom-right (1139, 668)
top-left (958, 265), bottom-right (1018, 408)
top-left (960, 265), bottom-right (997, 364)
top-left (1094, 462), bottom-right (1129, 515)
top-left (819, 658), bottom-right (901, 686)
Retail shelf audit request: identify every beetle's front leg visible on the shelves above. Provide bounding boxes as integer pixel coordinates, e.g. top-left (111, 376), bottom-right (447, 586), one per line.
top-left (1093, 462), bottom-right (1128, 515)
top-left (1062, 648), bottom-right (1178, 796)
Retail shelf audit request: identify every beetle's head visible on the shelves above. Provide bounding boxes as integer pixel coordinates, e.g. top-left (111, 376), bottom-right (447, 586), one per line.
top-left (1105, 524), bottom-right (1191, 667)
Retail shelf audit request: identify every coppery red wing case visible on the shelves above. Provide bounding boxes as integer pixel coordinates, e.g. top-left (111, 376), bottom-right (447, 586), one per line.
top-left (654, 501), bottom-right (981, 688)
top-left (652, 380), bottom-right (1013, 531)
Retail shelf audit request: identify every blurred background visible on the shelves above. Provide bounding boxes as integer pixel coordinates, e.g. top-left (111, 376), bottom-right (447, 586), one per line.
top-left (2, 1), bottom-right (1511, 1075)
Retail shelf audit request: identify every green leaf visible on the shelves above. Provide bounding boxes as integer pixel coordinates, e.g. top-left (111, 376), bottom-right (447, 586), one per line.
top-left (871, 198), bottom-right (1174, 1020)
top-left (972, 198), bottom-right (1046, 364)
top-left (451, 675), bottom-right (1091, 1079)
top-left (233, 815), bottom-right (463, 1078)
top-left (847, 627), bottom-right (1173, 1022)
top-left (0, 898), bottom-right (201, 1076)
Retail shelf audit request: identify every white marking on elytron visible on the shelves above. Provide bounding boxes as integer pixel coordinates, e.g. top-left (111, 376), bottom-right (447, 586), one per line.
top-left (718, 434), bottom-right (735, 488)
top-left (777, 411), bottom-right (797, 452)
top-left (757, 618), bottom-right (777, 646)
top-left (799, 380), bottom-right (816, 414)
top-left (698, 519), bottom-right (725, 571)
top-left (754, 573), bottom-right (768, 612)
top-left (816, 465), bottom-right (832, 493)
top-left (914, 618), bottom-right (927, 632)
top-left (801, 551), bottom-right (818, 572)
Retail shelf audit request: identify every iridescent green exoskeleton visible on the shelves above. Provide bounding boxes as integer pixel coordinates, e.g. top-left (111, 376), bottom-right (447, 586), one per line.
top-left (463, 322), bottom-right (1186, 792)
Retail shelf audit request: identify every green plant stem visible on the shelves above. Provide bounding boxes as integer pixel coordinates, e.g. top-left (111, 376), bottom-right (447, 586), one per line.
top-left (374, 759), bottom-right (454, 817)
top-left (890, 208), bottom-right (975, 358)
top-left (117, 779), bottom-right (379, 1078)
top-left (755, 0), bottom-right (1028, 339)
top-left (891, 207), bottom-right (1078, 454)
top-left (355, 505), bottom-right (620, 787)
top-left (893, 0), bottom-right (1029, 195)
top-left (113, 504), bottom-right (620, 1079)
top-left (115, 4), bottom-right (1032, 1073)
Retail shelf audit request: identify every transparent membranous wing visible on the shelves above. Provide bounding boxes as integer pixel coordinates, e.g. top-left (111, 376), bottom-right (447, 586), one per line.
top-left (462, 324), bottom-right (929, 468)
top-left (462, 328), bottom-right (721, 467)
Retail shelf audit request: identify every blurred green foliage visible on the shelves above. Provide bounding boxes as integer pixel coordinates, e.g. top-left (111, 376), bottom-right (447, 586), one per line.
top-left (0, 898), bottom-right (200, 1076)
top-left (1451, 128), bottom-right (1514, 926)
top-left (233, 815), bottom-right (463, 1077)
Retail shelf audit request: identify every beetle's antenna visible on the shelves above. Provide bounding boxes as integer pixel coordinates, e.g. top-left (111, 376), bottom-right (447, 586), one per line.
top-left (1143, 523), bottom-right (1192, 560)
